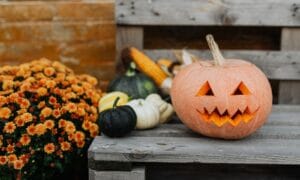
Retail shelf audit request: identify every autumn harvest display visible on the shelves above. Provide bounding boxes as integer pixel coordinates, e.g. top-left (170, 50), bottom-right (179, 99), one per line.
top-left (171, 35), bottom-right (273, 139)
top-left (0, 33), bottom-right (274, 179)
top-left (0, 59), bottom-right (102, 179)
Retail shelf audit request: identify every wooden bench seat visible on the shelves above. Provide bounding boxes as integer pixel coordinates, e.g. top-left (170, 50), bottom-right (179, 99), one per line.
top-left (89, 105), bottom-right (300, 180)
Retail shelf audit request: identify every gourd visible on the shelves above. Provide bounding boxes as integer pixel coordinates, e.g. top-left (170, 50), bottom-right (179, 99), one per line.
top-left (122, 47), bottom-right (172, 94)
top-left (98, 91), bottom-right (129, 112)
top-left (108, 63), bottom-right (158, 99)
top-left (127, 99), bottom-right (160, 130)
top-left (145, 94), bottom-right (174, 124)
top-left (98, 97), bottom-right (137, 137)
top-left (171, 34), bottom-right (272, 140)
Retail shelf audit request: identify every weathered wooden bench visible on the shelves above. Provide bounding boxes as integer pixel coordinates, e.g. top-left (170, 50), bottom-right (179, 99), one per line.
top-left (89, 0), bottom-right (300, 179)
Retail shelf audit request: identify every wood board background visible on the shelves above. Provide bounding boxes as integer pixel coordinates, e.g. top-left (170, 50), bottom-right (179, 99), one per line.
top-left (0, 0), bottom-right (289, 97)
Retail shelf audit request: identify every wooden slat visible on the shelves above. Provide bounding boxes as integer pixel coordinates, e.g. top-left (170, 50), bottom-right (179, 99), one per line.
top-left (89, 167), bottom-right (145, 180)
top-left (279, 28), bottom-right (300, 104)
top-left (130, 124), bottom-right (300, 139)
top-left (116, 0), bottom-right (300, 26)
top-left (143, 50), bottom-right (300, 80)
top-left (0, 21), bottom-right (115, 43)
top-left (89, 136), bottom-right (300, 165)
top-left (0, 0), bottom-right (114, 22)
top-left (116, 26), bottom-right (144, 72)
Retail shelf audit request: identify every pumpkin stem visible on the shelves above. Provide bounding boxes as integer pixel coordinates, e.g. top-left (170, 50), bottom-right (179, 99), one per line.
top-left (113, 97), bottom-right (121, 109)
top-left (126, 62), bottom-right (137, 76)
top-left (206, 34), bottom-right (225, 66)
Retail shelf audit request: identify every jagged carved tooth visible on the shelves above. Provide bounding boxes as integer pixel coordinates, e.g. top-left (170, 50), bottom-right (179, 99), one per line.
top-left (238, 104), bottom-right (247, 114)
top-left (228, 108), bottom-right (239, 118)
top-left (206, 106), bottom-right (216, 115)
top-left (229, 114), bottom-right (242, 126)
top-left (197, 107), bottom-right (205, 114)
top-left (216, 106), bottom-right (226, 116)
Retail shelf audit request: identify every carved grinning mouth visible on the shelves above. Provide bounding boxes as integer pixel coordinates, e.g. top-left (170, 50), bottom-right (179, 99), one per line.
top-left (196, 107), bottom-right (258, 127)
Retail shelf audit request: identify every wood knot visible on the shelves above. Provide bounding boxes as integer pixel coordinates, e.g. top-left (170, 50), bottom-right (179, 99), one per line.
top-left (291, 3), bottom-right (300, 17)
top-left (219, 10), bottom-right (237, 25)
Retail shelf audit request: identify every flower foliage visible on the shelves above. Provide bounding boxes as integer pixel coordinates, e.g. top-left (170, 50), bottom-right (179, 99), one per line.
top-left (0, 59), bottom-right (102, 179)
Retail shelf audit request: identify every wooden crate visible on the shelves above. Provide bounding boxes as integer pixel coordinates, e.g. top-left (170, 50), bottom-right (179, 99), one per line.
top-left (115, 0), bottom-right (300, 104)
top-left (89, 0), bottom-right (300, 179)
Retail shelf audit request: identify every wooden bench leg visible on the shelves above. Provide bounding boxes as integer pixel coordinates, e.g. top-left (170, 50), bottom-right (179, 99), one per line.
top-left (89, 167), bottom-right (145, 180)
top-left (279, 28), bottom-right (300, 104)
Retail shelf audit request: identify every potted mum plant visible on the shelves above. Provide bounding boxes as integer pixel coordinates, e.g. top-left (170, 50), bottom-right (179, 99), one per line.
top-left (0, 59), bottom-right (102, 179)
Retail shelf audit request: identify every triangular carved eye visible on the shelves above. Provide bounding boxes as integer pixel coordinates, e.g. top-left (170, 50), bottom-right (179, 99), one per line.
top-left (196, 81), bottom-right (215, 96)
top-left (232, 82), bottom-right (251, 95)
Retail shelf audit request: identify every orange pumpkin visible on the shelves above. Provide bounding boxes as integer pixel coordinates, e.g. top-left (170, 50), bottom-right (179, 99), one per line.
top-left (171, 35), bottom-right (272, 139)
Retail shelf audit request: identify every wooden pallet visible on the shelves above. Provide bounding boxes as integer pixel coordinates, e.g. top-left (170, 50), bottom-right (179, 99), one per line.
top-left (115, 0), bottom-right (300, 104)
top-left (89, 1), bottom-right (300, 179)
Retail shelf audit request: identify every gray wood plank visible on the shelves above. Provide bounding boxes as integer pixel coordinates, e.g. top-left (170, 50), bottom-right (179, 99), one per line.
top-left (89, 136), bottom-right (300, 165)
top-left (89, 167), bottom-right (145, 180)
top-left (116, 26), bottom-right (144, 72)
top-left (143, 50), bottom-right (300, 80)
top-left (130, 124), bottom-right (300, 139)
top-left (116, 0), bottom-right (300, 26)
top-left (279, 28), bottom-right (300, 104)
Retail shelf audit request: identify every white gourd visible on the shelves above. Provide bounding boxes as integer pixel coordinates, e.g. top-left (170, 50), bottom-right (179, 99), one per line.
top-left (146, 94), bottom-right (174, 124)
top-left (127, 99), bottom-right (160, 129)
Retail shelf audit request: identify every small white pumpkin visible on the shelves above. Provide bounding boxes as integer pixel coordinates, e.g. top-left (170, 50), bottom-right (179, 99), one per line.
top-left (146, 94), bottom-right (174, 123)
top-left (127, 99), bottom-right (160, 129)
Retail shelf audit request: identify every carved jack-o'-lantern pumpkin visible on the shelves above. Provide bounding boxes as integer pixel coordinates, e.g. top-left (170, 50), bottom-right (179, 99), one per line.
top-left (171, 35), bottom-right (272, 139)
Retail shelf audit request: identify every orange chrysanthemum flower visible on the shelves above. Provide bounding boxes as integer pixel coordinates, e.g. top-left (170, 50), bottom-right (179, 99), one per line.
top-left (35, 123), bottom-right (46, 136)
top-left (44, 143), bottom-right (55, 154)
top-left (52, 109), bottom-right (61, 119)
top-left (36, 87), bottom-right (47, 96)
top-left (0, 96), bottom-right (7, 106)
top-left (76, 141), bottom-right (85, 148)
top-left (26, 124), bottom-right (36, 136)
top-left (90, 131), bottom-right (98, 138)
top-left (6, 144), bottom-right (15, 153)
top-left (65, 102), bottom-right (77, 113)
top-left (13, 160), bottom-right (24, 170)
top-left (44, 120), bottom-right (55, 129)
top-left (15, 117), bottom-right (25, 127)
top-left (68, 133), bottom-right (74, 141)
top-left (0, 156), bottom-right (7, 165)
top-left (45, 80), bottom-right (56, 89)
top-left (40, 107), bottom-right (52, 118)
top-left (22, 112), bottom-right (33, 123)
top-left (48, 96), bottom-right (57, 105)
top-left (89, 123), bottom-right (99, 133)
top-left (82, 121), bottom-right (91, 131)
top-left (0, 107), bottom-right (11, 119)
top-left (60, 141), bottom-right (71, 151)
top-left (77, 107), bottom-right (86, 116)
top-left (20, 99), bottom-right (30, 109)
top-left (74, 131), bottom-right (85, 143)
top-left (58, 119), bottom-right (67, 128)
top-left (7, 154), bottom-right (17, 163)
top-left (20, 134), bottom-right (31, 146)
top-left (65, 122), bottom-right (76, 134)
top-left (38, 101), bottom-right (46, 109)
top-left (44, 67), bottom-right (55, 77)
top-left (19, 154), bottom-right (29, 164)
top-left (4, 122), bottom-right (16, 134)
